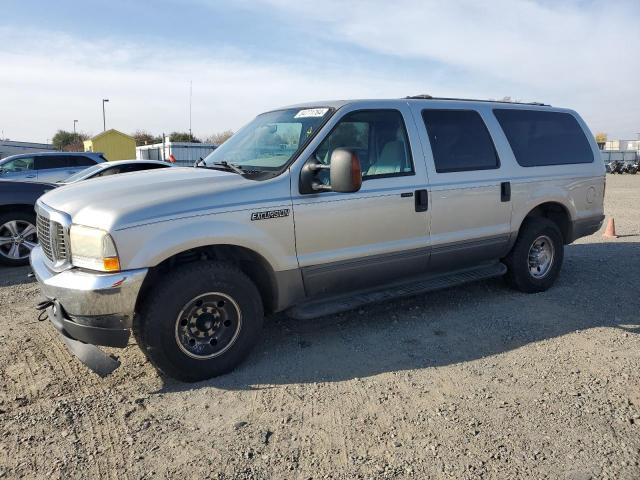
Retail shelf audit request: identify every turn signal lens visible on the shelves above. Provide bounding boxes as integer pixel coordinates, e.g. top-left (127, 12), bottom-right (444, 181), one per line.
top-left (103, 257), bottom-right (121, 272)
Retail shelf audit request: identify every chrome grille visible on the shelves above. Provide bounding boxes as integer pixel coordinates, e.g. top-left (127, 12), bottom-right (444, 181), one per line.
top-left (37, 214), bottom-right (54, 262)
top-left (53, 222), bottom-right (68, 260)
top-left (36, 213), bottom-right (68, 264)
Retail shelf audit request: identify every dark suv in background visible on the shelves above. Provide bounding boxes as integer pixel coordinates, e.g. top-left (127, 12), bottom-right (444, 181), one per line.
top-left (0, 152), bottom-right (106, 183)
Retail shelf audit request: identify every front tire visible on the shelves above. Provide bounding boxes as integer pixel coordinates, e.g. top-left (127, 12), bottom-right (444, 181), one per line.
top-left (503, 217), bottom-right (564, 293)
top-left (134, 262), bottom-right (264, 382)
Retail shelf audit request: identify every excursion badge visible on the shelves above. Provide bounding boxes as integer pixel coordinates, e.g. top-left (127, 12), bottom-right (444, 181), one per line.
top-left (251, 209), bottom-right (290, 221)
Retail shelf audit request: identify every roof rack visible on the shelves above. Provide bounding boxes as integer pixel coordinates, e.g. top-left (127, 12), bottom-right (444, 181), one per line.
top-left (404, 95), bottom-right (549, 106)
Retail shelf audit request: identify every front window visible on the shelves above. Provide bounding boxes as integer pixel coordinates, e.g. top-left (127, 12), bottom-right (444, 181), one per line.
top-left (313, 109), bottom-right (414, 180)
top-left (0, 156), bottom-right (34, 173)
top-left (203, 107), bottom-right (333, 172)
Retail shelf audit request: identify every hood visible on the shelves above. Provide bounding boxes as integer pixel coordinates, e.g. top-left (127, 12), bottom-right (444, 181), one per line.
top-left (39, 167), bottom-right (257, 230)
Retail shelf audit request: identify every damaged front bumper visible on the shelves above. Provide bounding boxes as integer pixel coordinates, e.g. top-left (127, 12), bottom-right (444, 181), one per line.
top-left (30, 245), bottom-right (148, 375)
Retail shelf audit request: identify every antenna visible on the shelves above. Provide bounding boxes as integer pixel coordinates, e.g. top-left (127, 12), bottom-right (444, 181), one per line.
top-left (189, 80), bottom-right (193, 142)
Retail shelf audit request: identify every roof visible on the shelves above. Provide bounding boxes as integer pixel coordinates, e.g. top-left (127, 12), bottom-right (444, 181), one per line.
top-left (88, 129), bottom-right (135, 142)
top-left (0, 151), bottom-right (105, 161)
top-left (279, 96), bottom-right (554, 112)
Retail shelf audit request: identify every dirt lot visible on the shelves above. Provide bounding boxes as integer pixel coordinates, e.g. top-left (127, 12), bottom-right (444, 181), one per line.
top-left (1, 175), bottom-right (639, 480)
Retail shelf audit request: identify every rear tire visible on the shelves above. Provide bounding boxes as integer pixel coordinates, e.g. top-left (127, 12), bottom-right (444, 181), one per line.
top-left (134, 261), bottom-right (264, 382)
top-left (503, 217), bottom-right (564, 293)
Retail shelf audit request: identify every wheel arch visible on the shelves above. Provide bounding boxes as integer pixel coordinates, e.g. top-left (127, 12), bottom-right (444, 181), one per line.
top-left (519, 201), bottom-right (573, 244)
top-left (135, 244), bottom-right (280, 315)
top-left (0, 204), bottom-right (37, 216)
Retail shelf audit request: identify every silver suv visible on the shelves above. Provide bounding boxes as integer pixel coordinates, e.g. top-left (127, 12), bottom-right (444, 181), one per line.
top-left (0, 152), bottom-right (106, 183)
top-left (30, 97), bottom-right (605, 381)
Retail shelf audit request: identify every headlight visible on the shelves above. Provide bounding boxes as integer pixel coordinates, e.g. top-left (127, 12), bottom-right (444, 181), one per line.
top-left (69, 225), bottom-right (121, 272)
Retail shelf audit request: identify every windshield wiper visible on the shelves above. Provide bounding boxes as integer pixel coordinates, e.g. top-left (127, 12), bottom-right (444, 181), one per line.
top-left (204, 161), bottom-right (245, 175)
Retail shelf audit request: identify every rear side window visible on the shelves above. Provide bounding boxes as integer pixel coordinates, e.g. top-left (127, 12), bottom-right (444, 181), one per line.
top-left (35, 156), bottom-right (68, 169)
top-left (421, 110), bottom-right (499, 173)
top-left (493, 109), bottom-right (594, 167)
top-left (68, 155), bottom-right (96, 167)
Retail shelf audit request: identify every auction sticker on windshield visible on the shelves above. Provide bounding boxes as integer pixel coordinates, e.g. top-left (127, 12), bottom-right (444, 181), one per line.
top-left (294, 108), bottom-right (329, 118)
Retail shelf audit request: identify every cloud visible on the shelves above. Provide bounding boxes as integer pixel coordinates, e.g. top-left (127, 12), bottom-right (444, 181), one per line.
top-left (0, 27), bottom-right (434, 142)
top-left (249, 0), bottom-right (640, 137)
top-left (1, 0), bottom-right (638, 142)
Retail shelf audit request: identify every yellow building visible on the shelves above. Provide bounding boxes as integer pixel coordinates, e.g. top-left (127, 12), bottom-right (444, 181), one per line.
top-left (84, 129), bottom-right (136, 161)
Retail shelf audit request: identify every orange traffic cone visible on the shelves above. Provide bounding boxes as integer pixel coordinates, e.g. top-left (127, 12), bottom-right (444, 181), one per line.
top-left (602, 217), bottom-right (618, 239)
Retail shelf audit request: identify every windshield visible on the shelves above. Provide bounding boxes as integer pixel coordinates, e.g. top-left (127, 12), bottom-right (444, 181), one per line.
top-left (63, 164), bottom-right (103, 183)
top-left (203, 107), bottom-right (333, 171)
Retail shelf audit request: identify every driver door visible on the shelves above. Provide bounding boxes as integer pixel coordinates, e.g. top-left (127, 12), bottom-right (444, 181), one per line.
top-left (0, 156), bottom-right (37, 181)
top-left (292, 106), bottom-right (431, 297)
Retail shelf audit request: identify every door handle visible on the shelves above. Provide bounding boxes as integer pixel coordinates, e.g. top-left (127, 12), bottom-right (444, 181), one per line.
top-left (501, 181), bottom-right (511, 202)
top-left (415, 189), bottom-right (428, 212)
top-left (26, 174), bottom-right (36, 178)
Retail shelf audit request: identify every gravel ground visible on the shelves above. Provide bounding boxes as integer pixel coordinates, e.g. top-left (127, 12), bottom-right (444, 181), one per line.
top-left (1, 175), bottom-right (639, 480)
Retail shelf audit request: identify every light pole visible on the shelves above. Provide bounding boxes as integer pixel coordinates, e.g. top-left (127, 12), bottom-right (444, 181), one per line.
top-left (102, 99), bottom-right (109, 131)
top-left (73, 120), bottom-right (78, 135)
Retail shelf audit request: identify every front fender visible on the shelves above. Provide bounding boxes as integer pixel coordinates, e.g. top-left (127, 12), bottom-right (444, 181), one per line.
top-left (113, 209), bottom-right (298, 273)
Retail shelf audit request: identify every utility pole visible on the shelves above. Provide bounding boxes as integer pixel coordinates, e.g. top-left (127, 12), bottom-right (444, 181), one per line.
top-left (102, 99), bottom-right (109, 131)
top-left (189, 81), bottom-right (193, 142)
top-left (73, 120), bottom-right (78, 135)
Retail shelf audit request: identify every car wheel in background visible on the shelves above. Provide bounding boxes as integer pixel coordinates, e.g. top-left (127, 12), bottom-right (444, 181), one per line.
top-left (0, 212), bottom-right (38, 267)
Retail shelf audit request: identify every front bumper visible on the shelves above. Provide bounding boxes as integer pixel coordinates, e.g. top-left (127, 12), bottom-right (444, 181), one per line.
top-left (30, 245), bottom-right (148, 348)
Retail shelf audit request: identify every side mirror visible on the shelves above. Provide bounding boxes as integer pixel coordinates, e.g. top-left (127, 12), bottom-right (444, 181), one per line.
top-left (329, 149), bottom-right (362, 193)
top-left (299, 148), bottom-right (362, 194)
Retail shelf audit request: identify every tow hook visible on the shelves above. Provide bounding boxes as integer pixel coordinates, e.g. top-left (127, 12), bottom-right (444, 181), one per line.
top-left (35, 299), bottom-right (55, 321)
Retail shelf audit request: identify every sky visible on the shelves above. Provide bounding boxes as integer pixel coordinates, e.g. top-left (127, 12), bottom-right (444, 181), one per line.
top-left (1, 0), bottom-right (638, 143)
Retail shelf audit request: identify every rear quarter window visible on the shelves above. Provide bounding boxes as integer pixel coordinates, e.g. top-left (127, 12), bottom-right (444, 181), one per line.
top-left (493, 109), bottom-right (594, 167)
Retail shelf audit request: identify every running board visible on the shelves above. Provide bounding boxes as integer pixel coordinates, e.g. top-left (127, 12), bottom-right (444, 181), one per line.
top-left (288, 263), bottom-right (507, 320)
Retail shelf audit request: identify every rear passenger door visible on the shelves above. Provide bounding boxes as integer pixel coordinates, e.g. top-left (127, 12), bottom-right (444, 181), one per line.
top-left (35, 156), bottom-right (71, 182)
top-left (67, 155), bottom-right (97, 176)
top-left (413, 106), bottom-right (513, 271)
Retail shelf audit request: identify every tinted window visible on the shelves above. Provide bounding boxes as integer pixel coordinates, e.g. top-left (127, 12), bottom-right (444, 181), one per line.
top-left (95, 167), bottom-right (121, 177)
top-left (493, 109), bottom-right (594, 167)
top-left (68, 155), bottom-right (96, 167)
top-left (36, 156), bottom-right (68, 169)
top-left (64, 164), bottom-right (103, 182)
top-left (314, 110), bottom-right (413, 180)
top-left (125, 163), bottom-right (168, 173)
top-left (422, 110), bottom-right (499, 173)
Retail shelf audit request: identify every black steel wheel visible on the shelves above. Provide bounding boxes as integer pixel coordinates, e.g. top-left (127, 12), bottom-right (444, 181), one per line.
top-left (134, 261), bottom-right (264, 382)
top-left (174, 292), bottom-right (242, 359)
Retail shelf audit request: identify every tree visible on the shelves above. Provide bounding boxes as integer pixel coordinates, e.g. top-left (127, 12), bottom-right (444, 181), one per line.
top-left (205, 130), bottom-right (234, 145)
top-left (132, 130), bottom-right (162, 146)
top-left (52, 130), bottom-right (89, 152)
top-left (169, 132), bottom-right (201, 143)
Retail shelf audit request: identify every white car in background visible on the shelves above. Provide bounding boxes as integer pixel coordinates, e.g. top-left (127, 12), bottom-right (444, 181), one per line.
top-left (59, 159), bottom-right (171, 184)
